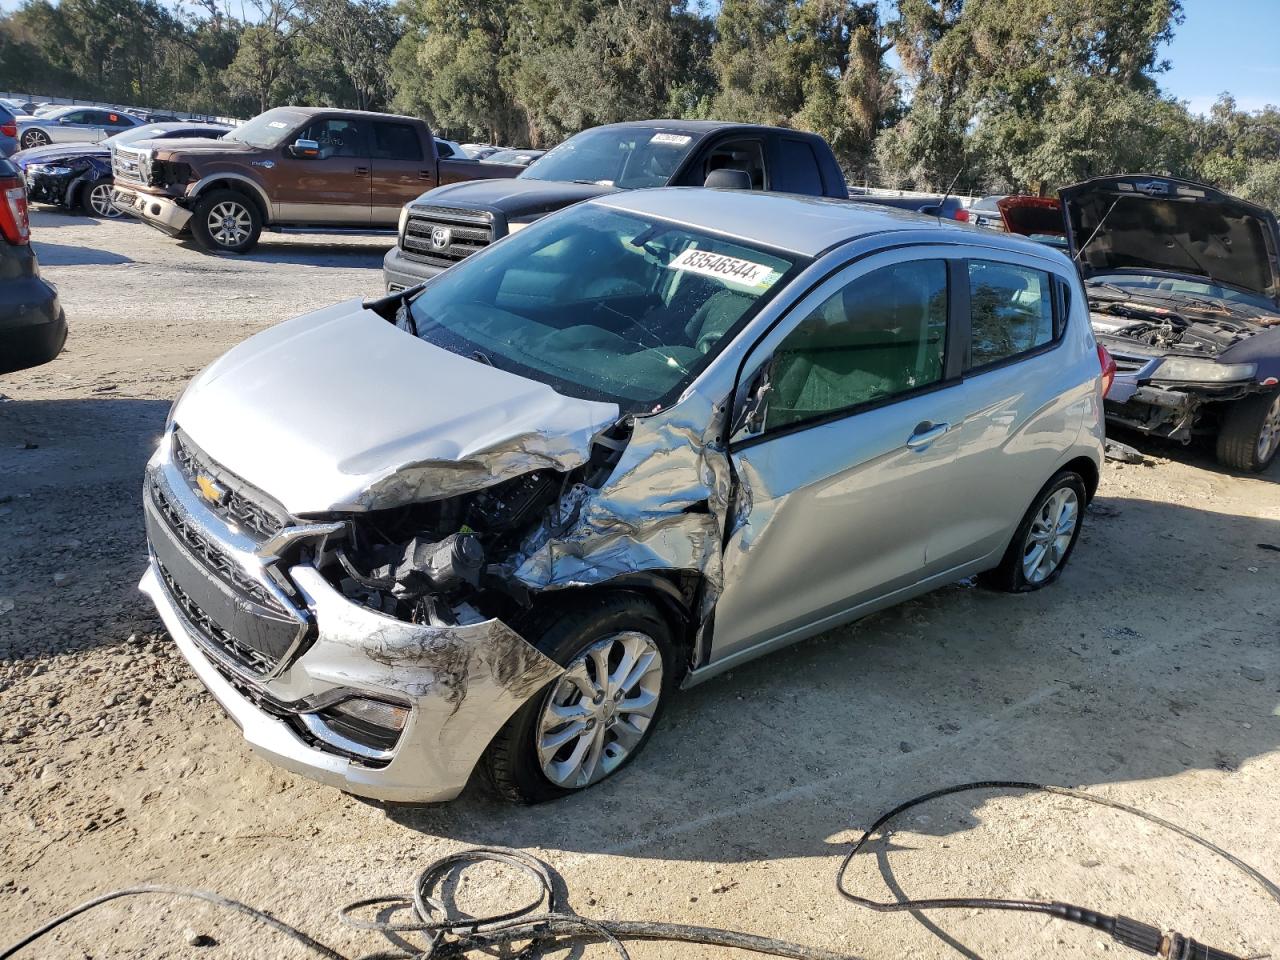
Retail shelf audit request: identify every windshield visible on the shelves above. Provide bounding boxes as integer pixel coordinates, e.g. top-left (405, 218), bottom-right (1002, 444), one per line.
top-left (406, 204), bottom-right (799, 410)
top-left (225, 109), bottom-right (310, 149)
top-left (1088, 272), bottom-right (1277, 312)
top-left (519, 127), bottom-right (700, 189)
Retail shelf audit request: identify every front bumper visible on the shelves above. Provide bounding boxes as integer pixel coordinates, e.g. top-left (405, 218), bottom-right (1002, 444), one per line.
top-left (383, 244), bottom-right (446, 292)
top-left (139, 434), bottom-right (563, 802)
top-left (112, 185), bottom-right (192, 234)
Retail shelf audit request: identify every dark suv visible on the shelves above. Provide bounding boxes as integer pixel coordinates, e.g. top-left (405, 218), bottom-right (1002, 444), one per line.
top-left (0, 158), bottom-right (66, 375)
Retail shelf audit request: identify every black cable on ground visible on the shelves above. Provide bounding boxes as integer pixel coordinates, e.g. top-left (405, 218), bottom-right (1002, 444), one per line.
top-left (4, 784), bottom-right (1276, 959)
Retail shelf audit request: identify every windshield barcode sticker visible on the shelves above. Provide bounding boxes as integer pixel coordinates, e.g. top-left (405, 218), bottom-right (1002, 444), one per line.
top-left (650, 133), bottom-right (692, 146)
top-left (667, 249), bottom-right (779, 290)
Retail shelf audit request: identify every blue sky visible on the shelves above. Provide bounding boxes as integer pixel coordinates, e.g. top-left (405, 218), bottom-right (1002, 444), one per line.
top-left (2, 0), bottom-right (1276, 115)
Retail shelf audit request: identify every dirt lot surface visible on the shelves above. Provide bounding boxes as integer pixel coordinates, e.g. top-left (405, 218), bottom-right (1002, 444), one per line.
top-left (2, 210), bottom-right (1279, 960)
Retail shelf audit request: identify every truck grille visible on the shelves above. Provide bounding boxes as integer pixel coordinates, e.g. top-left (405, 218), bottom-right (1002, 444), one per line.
top-left (401, 205), bottom-right (493, 265)
top-left (172, 429), bottom-right (286, 541)
top-left (112, 147), bottom-right (149, 186)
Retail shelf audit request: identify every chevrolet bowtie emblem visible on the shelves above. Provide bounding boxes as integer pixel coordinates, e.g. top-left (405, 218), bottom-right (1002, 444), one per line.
top-left (195, 474), bottom-right (227, 505)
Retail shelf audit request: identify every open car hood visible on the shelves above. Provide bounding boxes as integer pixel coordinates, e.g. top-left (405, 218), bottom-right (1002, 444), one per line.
top-left (1059, 175), bottom-right (1280, 305)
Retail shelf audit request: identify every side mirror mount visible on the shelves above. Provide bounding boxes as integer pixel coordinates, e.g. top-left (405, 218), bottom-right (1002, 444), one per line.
top-left (732, 359), bottom-right (775, 439)
top-left (704, 168), bottom-right (752, 190)
top-left (289, 138), bottom-right (320, 159)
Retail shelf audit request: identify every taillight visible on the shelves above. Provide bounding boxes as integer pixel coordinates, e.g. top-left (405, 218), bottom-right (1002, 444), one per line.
top-left (954, 207), bottom-right (970, 222)
top-left (0, 178), bottom-right (30, 245)
top-left (1097, 344), bottom-right (1117, 398)
top-left (0, 122), bottom-right (16, 138)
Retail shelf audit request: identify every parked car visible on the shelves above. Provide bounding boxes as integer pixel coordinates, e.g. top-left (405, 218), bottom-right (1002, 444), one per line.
top-left (434, 137), bottom-right (467, 159)
top-left (460, 143), bottom-right (500, 159)
top-left (16, 121), bottom-right (231, 218)
top-left (0, 98), bottom-right (37, 116)
top-left (142, 189), bottom-right (1106, 804)
top-left (111, 107), bottom-right (526, 254)
top-left (1062, 174), bottom-right (1280, 471)
top-left (383, 119), bottom-right (851, 291)
top-left (0, 104), bottom-right (17, 159)
top-left (481, 148), bottom-right (545, 167)
top-left (847, 188), bottom-right (971, 222)
top-left (0, 158), bottom-right (67, 375)
top-left (17, 106), bottom-right (144, 149)
top-left (968, 194), bottom-right (1008, 229)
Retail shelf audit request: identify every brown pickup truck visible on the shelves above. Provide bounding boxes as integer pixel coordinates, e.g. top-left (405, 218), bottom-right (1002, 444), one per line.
top-left (111, 106), bottom-right (523, 254)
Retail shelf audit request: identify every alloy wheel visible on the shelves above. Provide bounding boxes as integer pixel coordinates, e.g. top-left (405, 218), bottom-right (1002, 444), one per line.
top-left (1022, 486), bottom-right (1079, 585)
top-left (22, 130), bottom-right (49, 148)
top-left (207, 200), bottom-right (252, 248)
top-left (1257, 394), bottom-right (1280, 463)
top-left (88, 182), bottom-right (120, 218)
top-left (536, 631), bottom-right (663, 789)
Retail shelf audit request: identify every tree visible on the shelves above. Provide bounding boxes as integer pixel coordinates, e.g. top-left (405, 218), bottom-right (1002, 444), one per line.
top-left (301, 0), bottom-right (400, 110)
top-left (225, 0), bottom-right (310, 114)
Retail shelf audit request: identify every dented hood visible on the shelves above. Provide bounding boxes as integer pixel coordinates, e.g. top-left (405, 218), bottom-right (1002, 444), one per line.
top-left (172, 300), bottom-right (620, 516)
top-left (1060, 175), bottom-right (1280, 304)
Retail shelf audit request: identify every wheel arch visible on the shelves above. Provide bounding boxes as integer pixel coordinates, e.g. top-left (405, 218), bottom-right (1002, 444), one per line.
top-left (190, 175), bottom-right (271, 223)
top-left (1061, 454), bottom-right (1100, 503)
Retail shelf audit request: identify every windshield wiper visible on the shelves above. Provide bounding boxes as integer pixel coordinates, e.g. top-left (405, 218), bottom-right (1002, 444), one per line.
top-left (472, 350), bottom-right (494, 366)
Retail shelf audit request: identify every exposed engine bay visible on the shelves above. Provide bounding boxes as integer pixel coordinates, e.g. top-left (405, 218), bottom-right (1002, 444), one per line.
top-left (313, 420), bottom-right (635, 629)
top-left (1087, 282), bottom-right (1279, 356)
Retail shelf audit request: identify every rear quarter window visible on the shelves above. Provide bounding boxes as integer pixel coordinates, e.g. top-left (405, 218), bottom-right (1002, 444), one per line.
top-left (773, 139), bottom-right (824, 196)
top-left (967, 260), bottom-right (1056, 369)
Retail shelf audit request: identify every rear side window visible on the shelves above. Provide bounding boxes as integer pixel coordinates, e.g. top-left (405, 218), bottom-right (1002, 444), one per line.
top-left (435, 139), bottom-right (455, 158)
top-left (373, 122), bottom-right (423, 161)
top-left (764, 259), bottom-right (949, 429)
top-left (967, 260), bottom-right (1054, 368)
top-left (773, 139), bottom-right (823, 196)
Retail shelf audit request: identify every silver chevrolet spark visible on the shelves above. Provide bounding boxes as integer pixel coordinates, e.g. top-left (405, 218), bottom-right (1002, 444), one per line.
top-left (141, 189), bottom-right (1106, 803)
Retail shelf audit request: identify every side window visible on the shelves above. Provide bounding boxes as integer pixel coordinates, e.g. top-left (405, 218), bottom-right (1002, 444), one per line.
top-left (59, 110), bottom-right (90, 124)
top-left (704, 138), bottom-right (766, 189)
top-left (764, 259), bottom-right (949, 430)
top-left (967, 260), bottom-right (1055, 368)
top-left (297, 117), bottom-right (366, 158)
top-left (774, 139), bottom-right (823, 195)
top-left (372, 122), bottom-right (423, 161)
top-left (435, 139), bottom-right (455, 158)
top-left (103, 111), bottom-right (131, 127)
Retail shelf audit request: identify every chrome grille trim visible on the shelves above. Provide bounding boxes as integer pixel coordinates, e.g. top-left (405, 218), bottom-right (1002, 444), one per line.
top-left (172, 428), bottom-right (286, 541)
top-left (112, 147), bottom-right (149, 187)
top-left (400, 205), bottom-right (494, 265)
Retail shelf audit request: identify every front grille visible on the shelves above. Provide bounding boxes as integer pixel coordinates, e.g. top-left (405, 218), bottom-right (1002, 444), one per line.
top-left (401, 205), bottom-right (493, 265)
top-left (150, 479), bottom-right (287, 615)
top-left (158, 561), bottom-right (277, 675)
top-left (112, 148), bottom-right (148, 186)
top-left (172, 430), bottom-right (285, 541)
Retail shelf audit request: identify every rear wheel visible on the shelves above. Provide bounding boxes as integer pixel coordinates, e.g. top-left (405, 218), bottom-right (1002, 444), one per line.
top-left (980, 470), bottom-right (1087, 592)
top-left (1216, 391), bottom-right (1280, 472)
top-left (484, 593), bottom-right (676, 804)
top-left (81, 179), bottom-right (121, 218)
top-left (191, 189), bottom-right (262, 254)
top-left (20, 129), bottom-right (49, 149)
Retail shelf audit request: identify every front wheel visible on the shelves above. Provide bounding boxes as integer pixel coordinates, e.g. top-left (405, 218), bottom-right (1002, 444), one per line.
top-left (191, 189), bottom-right (262, 254)
top-left (980, 469), bottom-right (1087, 592)
top-left (1216, 391), bottom-right (1280, 472)
top-left (81, 179), bottom-right (121, 218)
top-left (484, 593), bottom-right (676, 804)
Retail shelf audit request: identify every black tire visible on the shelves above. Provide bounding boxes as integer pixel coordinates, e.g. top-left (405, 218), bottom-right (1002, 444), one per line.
top-left (484, 592), bottom-right (677, 804)
top-left (80, 178), bottom-right (121, 218)
top-left (190, 189), bottom-right (262, 254)
top-left (979, 469), bottom-right (1088, 593)
top-left (20, 129), bottom-right (49, 149)
top-left (1215, 391), bottom-right (1280, 473)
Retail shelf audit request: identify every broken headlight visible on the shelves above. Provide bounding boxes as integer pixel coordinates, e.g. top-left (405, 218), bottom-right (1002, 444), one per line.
top-left (1153, 358), bottom-right (1257, 383)
top-left (29, 164), bottom-right (75, 177)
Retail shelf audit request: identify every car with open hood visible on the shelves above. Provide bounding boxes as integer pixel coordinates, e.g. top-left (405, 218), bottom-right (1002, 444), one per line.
top-left (1062, 175), bottom-right (1280, 472)
top-left (142, 190), bottom-right (1105, 803)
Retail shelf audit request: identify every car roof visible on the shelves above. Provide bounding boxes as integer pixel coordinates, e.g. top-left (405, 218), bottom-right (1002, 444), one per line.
top-left (590, 118), bottom-right (809, 138)
top-left (591, 188), bottom-right (982, 257)
top-left (278, 105), bottom-right (422, 124)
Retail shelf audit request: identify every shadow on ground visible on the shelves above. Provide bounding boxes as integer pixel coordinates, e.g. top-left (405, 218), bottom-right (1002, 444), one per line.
top-left (31, 239), bottom-right (132, 266)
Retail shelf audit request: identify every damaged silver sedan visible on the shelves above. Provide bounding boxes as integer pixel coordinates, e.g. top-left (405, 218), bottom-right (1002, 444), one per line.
top-left (141, 189), bottom-right (1106, 803)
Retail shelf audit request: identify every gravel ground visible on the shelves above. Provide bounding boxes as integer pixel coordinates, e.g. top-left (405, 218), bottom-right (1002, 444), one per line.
top-left (2, 209), bottom-right (1279, 960)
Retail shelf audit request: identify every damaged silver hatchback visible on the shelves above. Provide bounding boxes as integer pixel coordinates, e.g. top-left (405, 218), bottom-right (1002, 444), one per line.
top-left (141, 189), bottom-right (1106, 803)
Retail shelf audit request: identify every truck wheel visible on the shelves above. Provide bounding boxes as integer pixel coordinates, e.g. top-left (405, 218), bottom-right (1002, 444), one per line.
top-left (484, 592), bottom-right (676, 804)
top-left (979, 469), bottom-right (1087, 593)
top-left (191, 189), bottom-right (262, 254)
top-left (81, 179), bottom-right (121, 218)
top-left (1216, 391), bottom-right (1280, 472)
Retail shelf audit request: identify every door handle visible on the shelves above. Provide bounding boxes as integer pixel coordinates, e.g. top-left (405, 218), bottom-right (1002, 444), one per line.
top-left (418, 170), bottom-right (433, 180)
top-left (906, 421), bottom-right (950, 450)
top-left (354, 166), bottom-right (369, 176)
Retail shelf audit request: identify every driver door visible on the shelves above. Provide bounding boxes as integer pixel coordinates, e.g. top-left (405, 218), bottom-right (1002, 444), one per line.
top-left (709, 250), bottom-right (969, 664)
top-left (272, 116), bottom-right (372, 225)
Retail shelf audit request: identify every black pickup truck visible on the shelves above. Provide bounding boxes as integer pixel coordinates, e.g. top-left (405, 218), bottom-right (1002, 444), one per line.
top-left (383, 119), bottom-right (849, 291)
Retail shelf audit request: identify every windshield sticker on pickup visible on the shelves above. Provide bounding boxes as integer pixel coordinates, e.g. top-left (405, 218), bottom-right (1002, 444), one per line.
top-left (666, 249), bottom-right (779, 290)
top-left (650, 133), bottom-right (692, 146)
top-left (267, 121), bottom-right (289, 129)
